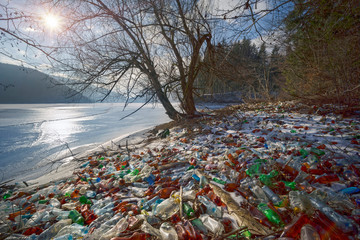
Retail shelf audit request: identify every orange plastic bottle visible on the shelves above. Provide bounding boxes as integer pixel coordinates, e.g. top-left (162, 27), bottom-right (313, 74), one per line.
top-left (158, 187), bottom-right (177, 199)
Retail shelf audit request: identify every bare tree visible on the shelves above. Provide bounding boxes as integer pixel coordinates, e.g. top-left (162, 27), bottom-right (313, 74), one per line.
top-left (31, 0), bottom-right (214, 120)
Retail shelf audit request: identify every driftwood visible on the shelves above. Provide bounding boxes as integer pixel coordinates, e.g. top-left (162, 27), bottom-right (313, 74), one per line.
top-left (196, 170), bottom-right (273, 236)
top-left (157, 161), bottom-right (188, 171)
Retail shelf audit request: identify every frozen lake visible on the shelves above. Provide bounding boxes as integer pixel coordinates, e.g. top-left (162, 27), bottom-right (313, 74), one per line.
top-left (0, 103), bottom-right (170, 183)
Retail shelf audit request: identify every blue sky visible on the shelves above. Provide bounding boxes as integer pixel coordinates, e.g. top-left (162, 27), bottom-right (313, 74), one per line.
top-left (0, 0), bottom-right (286, 71)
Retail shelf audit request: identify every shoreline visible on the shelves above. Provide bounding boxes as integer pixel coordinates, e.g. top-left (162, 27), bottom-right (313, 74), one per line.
top-left (9, 122), bottom-right (174, 189)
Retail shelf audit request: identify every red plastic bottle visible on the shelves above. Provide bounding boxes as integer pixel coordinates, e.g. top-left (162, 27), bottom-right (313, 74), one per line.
top-left (224, 183), bottom-right (240, 192)
top-left (314, 174), bottom-right (340, 184)
top-left (280, 213), bottom-right (310, 238)
top-left (311, 210), bottom-right (350, 240)
top-left (110, 232), bottom-right (151, 240)
top-left (245, 203), bottom-right (273, 229)
top-left (222, 217), bottom-right (234, 233)
top-left (23, 226), bottom-right (43, 236)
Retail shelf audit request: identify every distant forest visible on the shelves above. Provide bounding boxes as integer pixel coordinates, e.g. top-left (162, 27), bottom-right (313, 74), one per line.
top-left (196, 1), bottom-right (360, 106)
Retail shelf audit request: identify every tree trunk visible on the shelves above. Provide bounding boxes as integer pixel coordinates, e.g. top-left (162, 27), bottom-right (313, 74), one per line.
top-left (149, 71), bottom-right (183, 121)
top-left (182, 80), bottom-right (196, 116)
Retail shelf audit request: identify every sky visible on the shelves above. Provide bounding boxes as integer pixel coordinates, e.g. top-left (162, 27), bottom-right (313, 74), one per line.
top-left (0, 0), bottom-right (285, 71)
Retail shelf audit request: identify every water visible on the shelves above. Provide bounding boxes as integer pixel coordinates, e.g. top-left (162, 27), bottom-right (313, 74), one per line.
top-left (0, 103), bottom-right (170, 183)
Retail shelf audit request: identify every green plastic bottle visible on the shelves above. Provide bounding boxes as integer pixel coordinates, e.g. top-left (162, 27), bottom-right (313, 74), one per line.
top-left (183, 202), bottom-right (195, 217)
top-left (191, 219), bottom-right (208, 234)
top-left (79, 195), bottom-right (91, 205)
top-left (130, 169), bottom-right (139, 176)
top-left (257, 203), bottom-right (282, 226)
top-left (259, 170), bottom-right (279, 186)
top-left (68, 210), bottom-right (84, 225)
top-left (187, 165), bottom-right (195, 171)
top-left (3, 192), bottom-right (11, 200)
top-left (283, 181), bottom-right (297, 190)
top-left (38, 199), bottom-right (49, 204)
top-left (212, 178), bottom-right (226, 185)
top-left (245, 163), bottom-right (261, 177)
top-left (300, 149), bottom-right (309, 157)
top-left (119, 169), bottom-right (131, 178)
top-left (242, 230), bottom-right (252, 239)
top-left (310, 148), bottom-right (325, 156)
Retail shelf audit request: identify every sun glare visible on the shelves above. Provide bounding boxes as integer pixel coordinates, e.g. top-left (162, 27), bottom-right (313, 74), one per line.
top-left (43, 13), bottom-right (61, 31)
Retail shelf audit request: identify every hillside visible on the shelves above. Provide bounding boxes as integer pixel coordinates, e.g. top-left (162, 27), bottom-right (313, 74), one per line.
top-left (0, 63), bottom-right (92, 103)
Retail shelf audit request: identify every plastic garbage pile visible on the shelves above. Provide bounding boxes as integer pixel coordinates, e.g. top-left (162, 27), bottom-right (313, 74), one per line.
top-left (1, 102), bottom-right (360, 239)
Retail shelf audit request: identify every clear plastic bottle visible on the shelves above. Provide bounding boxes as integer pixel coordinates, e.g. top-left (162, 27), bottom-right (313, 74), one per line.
top-left (197, 196), bottom-right (222, 218)
top-left (54, 223), bottom-right (89, 239)
top-left (153, 197), bottom-right (179, 220)
top-left (160, 222), bottom-right (178, 240)
top-left (38, 219), bottom-right (72, 240)
top-left (300, 224), bottom-right (320, 240)
top-left (62, 202), bottom-right (78, 211)
top-left (199, 214), bottom-right (224, 234)
top-left (250, 185), bottom-right (269, 203)
top-left (100, 217), bottom-right (128, 240)
top-left (309, 197), bottom-right (355, 233)
top-left (24, 210), bottom-right (46, 227)
top-left (262, 185), bottom-right (282, 205)
top-left (49, 198), bottom-right (61, 208)
top-left (289, 191), bottom-right (312, 214)
top-left (141, 221), bottom-right (162, 239)
top-left (53, 233), bottom-right (73, 240)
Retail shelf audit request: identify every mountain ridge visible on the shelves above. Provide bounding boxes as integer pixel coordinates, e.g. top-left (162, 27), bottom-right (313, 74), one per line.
top-left (0, 63), bottom-right (92, 103)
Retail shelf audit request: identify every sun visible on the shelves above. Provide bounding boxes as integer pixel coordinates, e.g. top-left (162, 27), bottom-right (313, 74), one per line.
top-left (43, 13), bottom-right (61, 31)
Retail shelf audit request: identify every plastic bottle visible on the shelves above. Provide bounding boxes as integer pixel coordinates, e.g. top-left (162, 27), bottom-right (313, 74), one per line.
top-left (183, 202), bottom-right (195, 218)
top-left (175, 220), bottom-right (197, 240)
top-left (245, 203), bottom-right (273, 229)
top-left (142, 196), bottom-right (160, 211)
top-left (110, 232), bottom-right (150, 240)
top-left (262, 185), bottom-right (282, 206)
top-left (24, 210), bottom-right (46, 227)
top-left (153, 197), bottom-right (180, 220)
top-left (289, 191), bottom-right (312, 214)
top-left (158, 187), bottom-right (177, 199)
top-left (257, 203), bottom-right (283, 226)
top-left (250, 185), bottom-right (269, 203)
top-left (54, 223), bottom-right (88, 239)
top-left (311, 210), bottom-right (350, 239)
top-left (280, 214), bottom-right (310, 238)
top-left (62, 202), bottom-right (78, 210)
top-left (310, 148), bottom-right (325, 156)
top-left (48, 198), bottom-right (61, 208)
top-left (37, 219), bottom-right (72, 240)
top-left (197, 196), bottom-right (222, 218)
top-left (309, 197), bottom-right (355, 233)
top-left (339, 187), bottom-right (360, 195)
top-left (160, 222), bottom-right (178, 240)
top-left (300, 224), bottom-right (320, 240)
top-left (68, 210), bottom-right (84, 225)
top-left (53, 233), bottom-right (73, 240)
top-left (79, 195), bottom-right (91, 205)
top-left (314, 174), bottom-right (340, 184)
top-left (85, 190), bottom-right (97, 199)
top-left (100, 217), bottom-right (128, 240)
top-left (191, 218), bottom-right (208, 234)
top-left (199, 214), bottom-right (224, 234)
top-left (212, 177), bottom-right (226, 185)
top-left (245, 163), bottom-right (261, 177)
top-left (141, 221), bottom-right (162, 239)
